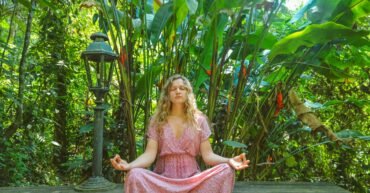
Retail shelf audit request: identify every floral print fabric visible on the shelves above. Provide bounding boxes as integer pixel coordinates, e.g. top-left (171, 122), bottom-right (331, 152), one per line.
top-left (124, 115), bottom-right (235, 193)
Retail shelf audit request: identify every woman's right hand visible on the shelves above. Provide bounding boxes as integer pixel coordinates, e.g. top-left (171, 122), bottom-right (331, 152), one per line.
top-left (228, 153), bottom-right (250, 170)
top-left (110, 154), bottom-right (130, 171)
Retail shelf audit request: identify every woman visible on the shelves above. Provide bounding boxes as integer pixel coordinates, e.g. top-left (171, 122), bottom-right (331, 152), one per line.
top-left (111, 74), bottom-right (249, 193)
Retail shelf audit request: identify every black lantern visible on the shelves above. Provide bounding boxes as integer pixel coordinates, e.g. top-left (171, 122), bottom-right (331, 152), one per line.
top-left (75, 32), bottom-right (117, 192)
top-left (83, 32), bottom-right (117, 97)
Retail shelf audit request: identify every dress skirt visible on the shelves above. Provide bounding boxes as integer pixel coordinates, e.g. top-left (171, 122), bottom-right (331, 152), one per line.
top-left (123, 114), bottom-right (235, 193)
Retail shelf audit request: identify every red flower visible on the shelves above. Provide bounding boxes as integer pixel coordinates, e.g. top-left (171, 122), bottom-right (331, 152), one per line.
top-left (241, 65), bottom-right (247, 77)
top-left (119, 47), bottom-right (128, 67)
top-left (267, 155), bottom-right (273, 162)
top-left (274, 91), bottom-right (284, 116)
top-left (206, 69), bottom-right (212, 76)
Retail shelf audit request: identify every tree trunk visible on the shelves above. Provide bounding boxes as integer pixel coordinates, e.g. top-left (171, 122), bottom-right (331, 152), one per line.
top-left (54, 59), bottom-right (68, 174)
top-left (0, 1), bottom-right (18, 74)
top-left (3, 0), bottom-right (36, 141)
top-left (0, 0), bottom-right (35, 185)
top-left (41, 9), bottom-right (69, 176)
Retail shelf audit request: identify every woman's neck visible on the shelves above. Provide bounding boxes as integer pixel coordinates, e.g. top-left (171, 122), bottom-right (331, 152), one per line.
top-left (170, 104), bottom-right (185, 117)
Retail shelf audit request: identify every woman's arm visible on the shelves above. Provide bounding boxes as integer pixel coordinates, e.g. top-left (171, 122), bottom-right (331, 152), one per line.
top-left (200, 140), bottom-right (250, 170)
top-left (200, 140), bottom-right (229, 165)
top-left (127, 139), bottom-right (158, 169)
top-left (111, 139), bottom-right (158, 171)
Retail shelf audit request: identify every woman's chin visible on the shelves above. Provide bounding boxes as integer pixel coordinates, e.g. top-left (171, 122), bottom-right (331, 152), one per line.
top-left (171, 99), bottom-right (185, 104)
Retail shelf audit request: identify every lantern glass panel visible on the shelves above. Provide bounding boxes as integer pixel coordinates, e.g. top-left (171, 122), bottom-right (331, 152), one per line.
top-left (85, 59), bottom-right (113, 90)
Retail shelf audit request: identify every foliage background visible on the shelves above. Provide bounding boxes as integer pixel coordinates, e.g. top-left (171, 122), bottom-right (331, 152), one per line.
top-left (0, 0), bottom-right (369, 192)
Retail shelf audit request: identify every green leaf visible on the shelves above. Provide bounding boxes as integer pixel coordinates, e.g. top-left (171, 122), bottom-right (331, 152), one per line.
top-left (322, 49), bottom-right (350, 70)
top-left (335, 129), bottom-right (364, 139)
top-left (80, 123), bottom-right (94, 134)
top-left (298, 126), bottom-right (312, 132)
top-left (319, 46), bottom-right (369, 79)
top-left (323, 99), bottom-right (370, 108)
top-left (223, 140), bottom-right (248, 148)
top-left (264, 67), bottom-right (289, 84)
top-left (358, 136), bottom-right (370, 141)
top-left (200, 13), bottom-right (228, 74)
top-left (62, 156), bottom-right (88, 171)
top-left (209, 0), bottom-right (244, 12)
top-left (17, 0), bottom-right (31, 9)
top-left (340, 144), bottom-right (353, 150)
top-left (289, 0), bottom-right (316, 24)
top-left (145, 14), bottom-right (155, 29)
top-left (203, 0), bottom-right (214, 14)
top-left (116, 9), bottom-right (129, 28)
top-left (346, 98), bottom-right (370, 108)
top-left (283, 152), bottom-right (297, 167)
top-left (150, 2), bottom-right (174, 45)
top-left (313, 62), bottom-right (354, 80)
top-left (323, 100), bottom-right (344, 107)
top-left (186, 0), bottom-right (198, 14)
top-left (267, 142), bottom-right (279, 149)
top-left (93, 13), bottom-right (99, 24)
top-left (194, 69), bottom-right (209, 93)
top-left (174, 0), bottom-right (189, 28)
top-left (248, 29), bottom-right (277, 49)
top-left (269, 22), bottom-right (369, 61)
top-left (286, 156), bottom-right (297, 167)
top-left (38, 0), bottom-right (58, 11)
top-left (307, 0), bottom-right (342, 23)
top-left (335, 0), bottom-right (370, 26)
top-left (135, 65), bottom-right (163, 99)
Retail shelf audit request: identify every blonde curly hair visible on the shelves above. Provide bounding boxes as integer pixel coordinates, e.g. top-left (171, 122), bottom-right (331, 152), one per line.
top-left (151, 74), bottom-right (201, 134)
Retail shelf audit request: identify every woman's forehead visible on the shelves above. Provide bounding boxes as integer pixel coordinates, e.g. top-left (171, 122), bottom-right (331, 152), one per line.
top-left (170, 78), bottom-right (185, 86)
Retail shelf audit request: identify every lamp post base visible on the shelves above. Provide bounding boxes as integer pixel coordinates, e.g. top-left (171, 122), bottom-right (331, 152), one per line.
top-left (75, 176), bottom-right (116, 192)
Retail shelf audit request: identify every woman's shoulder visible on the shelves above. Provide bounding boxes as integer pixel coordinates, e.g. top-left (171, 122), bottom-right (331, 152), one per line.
top-left (194, 111), bottom-right (212, 136)
top-left (195, 111), bottom-right (209, 123)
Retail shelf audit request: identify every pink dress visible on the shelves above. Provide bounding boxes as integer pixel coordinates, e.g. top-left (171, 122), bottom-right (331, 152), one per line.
top-left (124, 115), bottom-right (235, 193)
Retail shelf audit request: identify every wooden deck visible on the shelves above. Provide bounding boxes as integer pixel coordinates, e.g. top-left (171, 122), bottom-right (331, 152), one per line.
top-left (233, 182), bottom-right (350, 193)
top-left (0, 181), bottom-right (350, 193)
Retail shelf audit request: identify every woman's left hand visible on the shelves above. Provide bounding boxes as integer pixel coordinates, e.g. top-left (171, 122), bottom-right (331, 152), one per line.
top-left (228, 153), bottom-right (250, 170)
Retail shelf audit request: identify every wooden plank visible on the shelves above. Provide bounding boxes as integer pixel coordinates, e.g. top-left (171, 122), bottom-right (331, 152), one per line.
top-left (0, 181), bottom-right (350, 193)
top-left (233, 182), bottom-right (350, 193)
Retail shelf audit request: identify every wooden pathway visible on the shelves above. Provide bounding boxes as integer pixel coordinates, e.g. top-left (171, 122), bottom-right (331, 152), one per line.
top-left (0, 181), bottom-right (350, 193)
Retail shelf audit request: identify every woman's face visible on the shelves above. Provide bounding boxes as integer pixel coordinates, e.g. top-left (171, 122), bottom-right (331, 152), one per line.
top-left (168, 78), bottom-right (188, 104)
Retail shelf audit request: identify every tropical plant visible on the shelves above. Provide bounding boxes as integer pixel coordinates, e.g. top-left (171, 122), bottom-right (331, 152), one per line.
top-left (0, 0), bottom-right (368, 192)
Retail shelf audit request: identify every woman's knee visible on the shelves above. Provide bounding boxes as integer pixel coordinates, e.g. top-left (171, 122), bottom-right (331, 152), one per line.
top-left (126, 168), bottom-right (146, 182)
top-left (221, 163), bottom-right (235, 176)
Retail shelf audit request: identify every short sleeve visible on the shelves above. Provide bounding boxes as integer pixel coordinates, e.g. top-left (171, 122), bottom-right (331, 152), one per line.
top-left (146, 121), bottom-right (158, 141)
top-left (199, 115), bottom-right (212, 141)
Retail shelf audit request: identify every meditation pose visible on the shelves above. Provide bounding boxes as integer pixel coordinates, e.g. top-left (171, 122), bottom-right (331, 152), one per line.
top-left (111, 74), bottom-right (250, 193)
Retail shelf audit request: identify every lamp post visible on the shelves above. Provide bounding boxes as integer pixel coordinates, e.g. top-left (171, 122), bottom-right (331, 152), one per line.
top-left (75, 32), bottom-right (117, 192)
